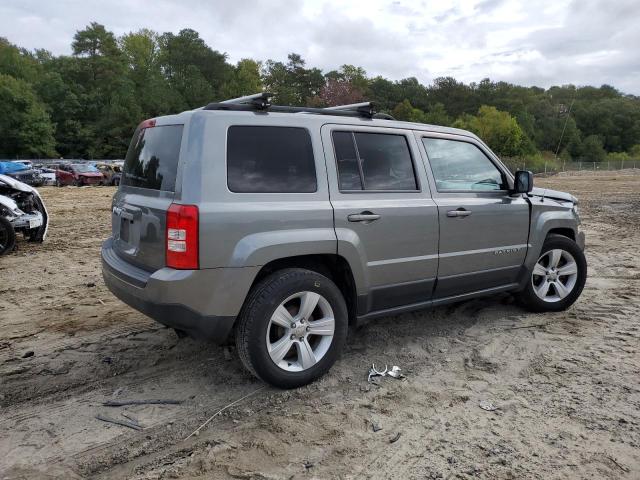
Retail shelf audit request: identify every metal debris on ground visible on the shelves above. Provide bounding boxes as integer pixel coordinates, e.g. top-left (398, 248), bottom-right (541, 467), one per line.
top-left (96, 414), bottom-right (143, 431)
top-left (121, 411), bottom-right (141, 427)
top-left (367, 363), bottom-right (405, 382)
top-left (103, 399), bottom-right (182, 407)
top-left (371, 422), bottom-right (382, 432)
top-left (184, 385), bottom-right (266, 441)
top-left (387, 366), bottom-right (405, 379)
top-left (479, 400), bottom-right (498, 411)
top-left (390, 432), bottom-right (402, 443)
top-left (368, 363), bottom-right (387, 382)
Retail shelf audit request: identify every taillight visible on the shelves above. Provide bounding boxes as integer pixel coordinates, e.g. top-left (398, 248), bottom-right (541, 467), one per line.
top-left (166, 204), bottom-right (199, 269)
top-left (139, 118), bottom-right (156, 129)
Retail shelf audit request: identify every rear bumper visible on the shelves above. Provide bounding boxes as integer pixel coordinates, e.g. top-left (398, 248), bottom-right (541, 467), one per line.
top-left (101, 238), bottom-right (259, 343)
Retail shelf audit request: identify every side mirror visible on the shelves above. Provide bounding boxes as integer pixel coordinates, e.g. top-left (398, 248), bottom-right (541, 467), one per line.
top-left (513, 170), bottom-right (533, 194)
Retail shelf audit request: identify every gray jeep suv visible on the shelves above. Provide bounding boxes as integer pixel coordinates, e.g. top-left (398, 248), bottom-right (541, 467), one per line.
top-left (102, 93), bottom-right (587, 388)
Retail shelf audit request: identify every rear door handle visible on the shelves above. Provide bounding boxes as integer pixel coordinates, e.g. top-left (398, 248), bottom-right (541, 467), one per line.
top-left (348, 212), bottom-right (381, 223)
top-left (447, 209), bottom-right (472, 218)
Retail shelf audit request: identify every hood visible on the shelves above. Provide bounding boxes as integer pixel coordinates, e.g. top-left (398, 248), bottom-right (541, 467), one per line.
top-left (0, 193), bottom-right (20, 213)
top-left (529, 187), bottom-right (577, 204)
top-left (0, 174), bottom-right (35, 193)
top-left (78, 172), bottom-right (102, 177)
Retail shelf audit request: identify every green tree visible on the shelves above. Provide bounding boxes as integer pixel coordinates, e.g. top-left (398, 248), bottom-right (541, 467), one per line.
top-left (581, 135), bottom-right (607, 162)
top-left (453, 106), bottom-right (529, 157)
top-left (120, 29), bottom-right (181, 116)
top-left (222, 59), bottom-right (263, 98)
top-left (262, 53), bottom-right (324, 106)
top-left (158, 28), bottom-right (232, 107)
top-left (423, 102), bottom-right (451, 126)
top-left (0, 74), bottom-right (56, 157)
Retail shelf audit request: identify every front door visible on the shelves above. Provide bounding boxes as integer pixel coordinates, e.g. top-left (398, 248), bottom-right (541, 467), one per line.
top-left (321, 125), bottom-right (439, 315)
top-left (417, 134), bottom-right (530, 299)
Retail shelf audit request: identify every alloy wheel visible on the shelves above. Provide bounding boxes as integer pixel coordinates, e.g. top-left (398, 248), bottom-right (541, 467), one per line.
top-left (531, 248), bottom-right (579, 302)
top-left (266, 291), bottom-right (335, 372)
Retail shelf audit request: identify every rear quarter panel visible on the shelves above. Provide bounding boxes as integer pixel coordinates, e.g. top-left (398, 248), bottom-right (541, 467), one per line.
top-left (181, 112), bottom-right (336, 269)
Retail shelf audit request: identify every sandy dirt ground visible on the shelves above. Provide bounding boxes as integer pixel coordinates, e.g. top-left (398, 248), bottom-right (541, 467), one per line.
top-left (1, 171), bottom-right (639, 479)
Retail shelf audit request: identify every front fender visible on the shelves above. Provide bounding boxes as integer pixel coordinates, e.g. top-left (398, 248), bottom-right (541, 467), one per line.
top-left (519, 197), bottom-right (580, 289)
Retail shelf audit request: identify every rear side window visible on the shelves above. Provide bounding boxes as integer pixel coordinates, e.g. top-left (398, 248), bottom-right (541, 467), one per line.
top-left (122, 125), bottom-right (183, 191)
top-left (332, 131), bottom-right (417, 191)
top-left (227, 126), bottom-right (316, 193)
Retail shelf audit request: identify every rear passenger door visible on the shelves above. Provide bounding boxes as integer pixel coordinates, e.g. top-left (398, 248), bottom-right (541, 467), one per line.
top-left (322, 125), bottom-right (439, 316)
top-left (416, 133), bottom-right (530, 299)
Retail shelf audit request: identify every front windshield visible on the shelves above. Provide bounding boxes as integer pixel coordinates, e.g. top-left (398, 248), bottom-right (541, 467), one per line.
top-left (72, 164), bottom-right (99, 173)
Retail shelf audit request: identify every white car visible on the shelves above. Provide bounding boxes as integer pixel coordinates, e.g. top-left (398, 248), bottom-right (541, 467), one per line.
top-left (0, 174), bottom-right (49, 255)
top-left (36, 167), bottom-right (57, 186)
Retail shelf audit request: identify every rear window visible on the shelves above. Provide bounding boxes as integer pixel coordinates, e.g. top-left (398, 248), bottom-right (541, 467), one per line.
top-left (122, 124), bottom-right (183, 191)
top-left (227, 126), bottom-right (317, 193)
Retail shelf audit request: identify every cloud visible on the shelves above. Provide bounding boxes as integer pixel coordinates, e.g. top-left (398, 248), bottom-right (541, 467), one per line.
top-left (0, 0), bottom-right (638, 94)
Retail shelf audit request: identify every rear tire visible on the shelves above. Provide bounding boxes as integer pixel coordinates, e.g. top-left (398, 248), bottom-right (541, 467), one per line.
top-left (235, 268), bottom-right (348, 389)
top-left (517, 234), bottom-right (587, 312)
top-left (0, 217), bottom-right (16, 256)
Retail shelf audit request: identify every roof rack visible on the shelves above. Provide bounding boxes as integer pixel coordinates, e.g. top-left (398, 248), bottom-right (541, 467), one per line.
top-left (203, 93), bottom-right (394, 119)
top-left (219, 92), bottom-right (272, 109)
top-left (325, 102), bottom-right (374, 117)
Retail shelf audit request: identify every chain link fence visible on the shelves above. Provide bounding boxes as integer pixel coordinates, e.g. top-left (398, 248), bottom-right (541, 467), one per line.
top-left (501, 157), bottom-right (640, 175)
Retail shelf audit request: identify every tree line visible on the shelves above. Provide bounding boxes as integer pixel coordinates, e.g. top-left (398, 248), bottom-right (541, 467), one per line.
top-left (1, 22), bottom-right (639, 164)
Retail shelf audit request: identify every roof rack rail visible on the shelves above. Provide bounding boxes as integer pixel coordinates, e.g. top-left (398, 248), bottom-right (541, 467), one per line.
top-left (325, 102), bottom-right (375, 117)
top-left (219, 92), bottom-right (272, 109)
top-left (202, 94), bottom-right (394, 119)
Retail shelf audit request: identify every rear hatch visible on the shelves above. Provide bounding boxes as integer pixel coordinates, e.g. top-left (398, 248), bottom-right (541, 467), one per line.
top-left (111, 121), bottom-right (184, 271)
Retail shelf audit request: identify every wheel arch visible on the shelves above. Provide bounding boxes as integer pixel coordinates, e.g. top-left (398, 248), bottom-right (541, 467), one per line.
top-left (519, 209), bottom-right (581, 290)
top-left (546, 227), bottom-right (575, 241)
top-left (249, 254), bottom-right (358, 326)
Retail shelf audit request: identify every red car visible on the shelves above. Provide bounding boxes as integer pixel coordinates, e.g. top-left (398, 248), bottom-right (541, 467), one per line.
top-left (56, 163), bottom-right (104, 187)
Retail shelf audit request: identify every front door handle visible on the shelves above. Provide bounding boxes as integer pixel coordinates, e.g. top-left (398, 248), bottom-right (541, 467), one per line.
top-left (447, 209), bottom-right (472, 218)
top-left (348, 212), bottom-right (381, 223)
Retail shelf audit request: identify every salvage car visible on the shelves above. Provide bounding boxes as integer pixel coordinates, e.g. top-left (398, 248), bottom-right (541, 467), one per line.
top-left (35, 167), bottom-right (57, 186)
top-left (96, 163), bottom-right (122, 186)
top-left (0, 161), bottom-right (44, 187)
top-left (56, 163), bottom-right (104, 186)
top-left (103, 93), bottom-right (587, 388)
top-left (0, 174), bottom-right (49, 255)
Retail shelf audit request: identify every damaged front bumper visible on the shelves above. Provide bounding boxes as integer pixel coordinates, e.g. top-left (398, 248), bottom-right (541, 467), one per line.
top-left (10, 210), bottom-right (44, 231)
top-left (0, 174), bottom-right (49, 243)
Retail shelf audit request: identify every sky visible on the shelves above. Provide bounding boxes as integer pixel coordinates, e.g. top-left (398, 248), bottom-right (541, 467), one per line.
top-left (1, 0), bottom-right (639, 94)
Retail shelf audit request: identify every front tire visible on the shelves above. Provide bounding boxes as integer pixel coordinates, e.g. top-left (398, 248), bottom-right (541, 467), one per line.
top-left (0, 217), bottom-right (16, 256)
top-left (235, 268), bottom-right (348, 389)
top-left (517, 234), bottom-right (587, 312)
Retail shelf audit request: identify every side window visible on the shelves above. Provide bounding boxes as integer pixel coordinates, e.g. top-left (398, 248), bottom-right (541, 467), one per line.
top-left (422, 138), bottom-right (505, 192)
top-left (227, 126), bottom-right (317, 193)
top-left (332, 131), bottom-right (417, 191)
top-left (333, 131), bottom-right (363, 190)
